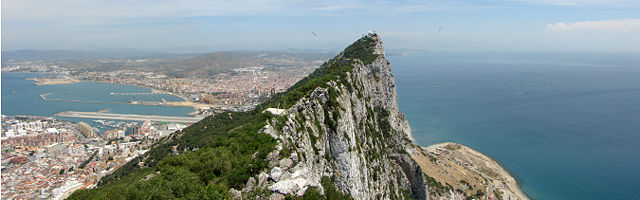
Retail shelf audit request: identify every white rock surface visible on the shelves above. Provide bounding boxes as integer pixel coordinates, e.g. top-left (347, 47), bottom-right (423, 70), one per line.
top-left (258, 34), bottom-right (429, 200)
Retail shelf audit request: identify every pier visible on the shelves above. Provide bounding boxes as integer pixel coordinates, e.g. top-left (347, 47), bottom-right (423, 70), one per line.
top-left (55, 111), bottom-right (204, 123)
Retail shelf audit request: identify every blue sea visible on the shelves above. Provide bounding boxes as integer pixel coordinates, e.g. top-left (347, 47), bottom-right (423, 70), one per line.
top-left (2, 51), bottom-right (639, 199)
top-left (1, 72), bottom-right (194, 132)
top-left (389, 51), bottom-right (640, 200)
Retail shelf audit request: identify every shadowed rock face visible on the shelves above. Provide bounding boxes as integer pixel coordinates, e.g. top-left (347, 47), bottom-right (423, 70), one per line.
top-left (254, 34), bottom-right (430, 200)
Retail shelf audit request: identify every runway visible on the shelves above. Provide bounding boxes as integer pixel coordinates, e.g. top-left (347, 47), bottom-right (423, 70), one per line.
top-left (55, 111), bottom-right (204, 123)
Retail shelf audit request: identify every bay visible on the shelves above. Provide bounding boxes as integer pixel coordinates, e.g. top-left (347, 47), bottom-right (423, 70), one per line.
top-left (1, 72), bottom-right (194, 133)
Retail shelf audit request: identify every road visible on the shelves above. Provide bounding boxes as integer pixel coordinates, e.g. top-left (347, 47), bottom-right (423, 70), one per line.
top-left (55, 111), bottom-right (204, 123)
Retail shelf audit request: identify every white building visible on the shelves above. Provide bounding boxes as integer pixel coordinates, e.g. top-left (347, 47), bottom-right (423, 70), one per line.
top-left (51, 180), bottom-right (84, 200)
top-left (47, 128), bottom-right (59, 134)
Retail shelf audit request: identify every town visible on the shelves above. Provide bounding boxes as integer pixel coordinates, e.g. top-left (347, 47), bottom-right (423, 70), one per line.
top-left (1, 115), bottom-right (187, 199)
top-left (3, 58), bottom-right (322, 114)
top-left (1, 57), bottom-right (323, 199)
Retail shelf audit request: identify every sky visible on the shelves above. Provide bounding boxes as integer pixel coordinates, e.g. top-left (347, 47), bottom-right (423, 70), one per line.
top-left (2, 0), bottom-right (640, 52)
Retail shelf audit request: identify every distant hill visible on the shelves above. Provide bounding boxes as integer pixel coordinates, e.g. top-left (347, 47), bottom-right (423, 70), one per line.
top-left (68, 33), bottom-right (529, 200)
top-left (1, 49), bottom-right (100, 62)
top-left (151, 51), bottom-right (335, 77)
top-left (68, 33), bottom-right (431, 200)
top-left (1, 49), bottom-right (200, 63)
top-left (3, 49), bottom-right (334, 77)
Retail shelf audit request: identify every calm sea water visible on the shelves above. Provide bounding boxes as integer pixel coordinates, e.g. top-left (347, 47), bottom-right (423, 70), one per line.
top-left (1, 72), bottom-right (194, 132)
top-left (390, 51), bottom-right (640, 200)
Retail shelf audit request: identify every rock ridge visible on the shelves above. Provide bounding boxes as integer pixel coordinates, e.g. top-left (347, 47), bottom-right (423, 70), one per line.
top-left (246, 33), bottom-right (429, 200)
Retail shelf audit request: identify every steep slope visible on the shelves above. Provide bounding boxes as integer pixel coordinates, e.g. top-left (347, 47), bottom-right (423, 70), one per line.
top-left (69, 34), bottom-right (526, 200)
top-left (411, 143), bottom-right (529, 200)
top-left (253, 33), bottom-right (428, 199)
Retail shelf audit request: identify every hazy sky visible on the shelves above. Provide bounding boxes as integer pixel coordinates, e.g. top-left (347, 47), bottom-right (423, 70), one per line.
top-left (2, 0), bottom-right (639, 52)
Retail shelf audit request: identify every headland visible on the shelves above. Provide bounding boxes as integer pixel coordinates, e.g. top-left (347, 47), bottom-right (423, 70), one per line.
top-left (411, 142), bottom-right (529, 200)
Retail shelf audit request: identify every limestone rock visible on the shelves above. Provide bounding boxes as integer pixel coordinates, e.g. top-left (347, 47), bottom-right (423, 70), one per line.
top-left (261, 34), bottom-right (429, 200)
top-left (269, 193), bottom-right (285, 200)
top-left (270, 167), bottom-right (283, 182)
top-left (258, 172), bottom-right (269, 186)
top-left (229, 188), bottom-right (242, 200)
top-left (246, 177), bottom-right (256, 189)
top-left (279, 158), bottom-right (293, 169)
top-left (269, 180), bottom-right (300, 194)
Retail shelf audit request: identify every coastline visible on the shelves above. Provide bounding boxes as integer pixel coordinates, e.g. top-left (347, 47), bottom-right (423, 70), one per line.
top-left (74, 79), bottom-right (216, 109)
top-left (12, 72), bottom-right (240, 110)
top-left (410, 142), bottom-right (529, 200)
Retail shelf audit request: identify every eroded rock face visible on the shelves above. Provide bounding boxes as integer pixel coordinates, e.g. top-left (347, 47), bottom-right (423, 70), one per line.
top-left (246, 34), bottom-right (429, 200)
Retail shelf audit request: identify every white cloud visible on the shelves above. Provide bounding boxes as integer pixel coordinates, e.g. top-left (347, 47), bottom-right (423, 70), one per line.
top-left (546, 19), bottom-right (640, 32)
top-left (511, 0), bottom-right (638, 6)
top-left (1, 0), bottom-right (493, 27)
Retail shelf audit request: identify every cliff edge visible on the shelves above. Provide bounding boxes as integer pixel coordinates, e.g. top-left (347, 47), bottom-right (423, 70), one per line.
top-left (69, 33), bottom-right (527, 200)
top-left (256, 33), bottom-right (427, 199)
top-left (254, 33), bottom-right (528, 200)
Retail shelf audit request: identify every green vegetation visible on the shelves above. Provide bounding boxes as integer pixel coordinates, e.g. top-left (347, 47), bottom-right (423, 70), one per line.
top-left (44, 51), bottom-right (334, 78)
top-left (79, 151), bottom-right (97, 169)
top-left (424, 174), bottom-right (450, 196)
top-left (269, 57), bottom-right (355, 109)
top-left (308, 129), bottom-right (319, 155)
top-left (342, 34), bottom-right (380, 65)
top-left (321, 176), bottom-right (352, 200)
top-left (281, 138), bottom-right (295, 159)
top-left (494, 189), bottom-right (502, 199)
top-left (399, 189), bottom-right (414, 200)
top-left (374, 106), bottom-right (392, 139)
top-left (98, 110), bottom-right (265, 186)
top-left (428, 154), bottom-right (437, 163)
top-left (286, 177), bottom-right (352, 200)
top-left (465, 190), bottom-right (485, 200)
top-left (69, 35), bottom-right (381, 199)
top-left (269, 34), bottom-right (379, 109)
top-left (69, 111), bottom-right (277, 199)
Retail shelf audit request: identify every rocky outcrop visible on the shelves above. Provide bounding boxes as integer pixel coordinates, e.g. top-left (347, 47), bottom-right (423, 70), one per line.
top-left (412, 143), bottom-right (529, 200)
top-left (241, 34), bottom-right (429, 199)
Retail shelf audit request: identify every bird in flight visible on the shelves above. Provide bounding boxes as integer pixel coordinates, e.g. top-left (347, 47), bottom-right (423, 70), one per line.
top-left (438, 26), bottom-right (444, 32)
top-left (312, 32), bottom-right (319, 38)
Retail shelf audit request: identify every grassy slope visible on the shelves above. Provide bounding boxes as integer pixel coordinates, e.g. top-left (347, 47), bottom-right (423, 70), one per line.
top-left (68, 34), bottom-right (379, 200)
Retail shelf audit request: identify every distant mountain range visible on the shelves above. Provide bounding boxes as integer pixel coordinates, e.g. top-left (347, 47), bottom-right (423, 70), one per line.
top-left (2, 49), bottom-right (336, 77)
top-left (2, 49), bottom-right (104, 62)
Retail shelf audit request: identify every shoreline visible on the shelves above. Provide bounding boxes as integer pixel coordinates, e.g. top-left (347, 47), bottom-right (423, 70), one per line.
top-left (411, 142), bottom-right (529, 200)
top-left (73, 79), bottom-right (217, 109)
top-left (12, 72), bottom-right (234, 110)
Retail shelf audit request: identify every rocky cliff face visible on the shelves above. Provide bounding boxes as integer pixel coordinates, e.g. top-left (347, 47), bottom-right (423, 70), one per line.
top-left (244, 34), bottom-right (429, 200)
top-left (68, 33), bottom-right (525, 200)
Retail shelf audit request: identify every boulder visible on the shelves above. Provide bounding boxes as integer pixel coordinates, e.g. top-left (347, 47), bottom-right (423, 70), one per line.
top-left (269, 180), bottom-right (300, 194)
top-left (269, 193), bottom-right (285, 200)
top-left (279, 158), bottom-right (294, 169)
top-left (270, 167), bottom-right (283, 182)
top-left (229, 188), bottom-right (242, 200)
top-left (258, 172), bottom-right (269, 186)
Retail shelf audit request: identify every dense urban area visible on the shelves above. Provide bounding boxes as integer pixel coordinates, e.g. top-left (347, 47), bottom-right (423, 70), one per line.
top-left (1, 115), bottom-right (188, 199)
top-left (3, 58), bottom-right (322, 112)
top-left (1, 54), bottom-right (325, 199)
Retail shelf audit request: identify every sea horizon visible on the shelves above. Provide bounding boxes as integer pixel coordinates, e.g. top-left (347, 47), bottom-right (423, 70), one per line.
top-left (391, 51), bottom-right (640, 200)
